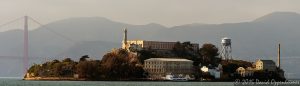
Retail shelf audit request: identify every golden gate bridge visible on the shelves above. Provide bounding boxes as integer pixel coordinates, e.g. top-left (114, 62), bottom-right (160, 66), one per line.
top-left (0, 16), bottom-right (75, 75)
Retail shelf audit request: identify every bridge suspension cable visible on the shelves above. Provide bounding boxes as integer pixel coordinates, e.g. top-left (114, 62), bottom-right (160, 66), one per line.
top-left (0, 16), bottom-right (77, 75)
top-left (0, 17), bottom-right (23, 29)
top-left (28, 16), bottom-right (76, 43)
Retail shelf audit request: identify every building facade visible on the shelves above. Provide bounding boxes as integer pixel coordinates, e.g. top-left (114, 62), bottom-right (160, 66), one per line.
top-left (143, 58), bottom-right (194, 79)
top-left (255, 59), bottom-right (276, 71)
top-left (121, 28), bottom-right (199, 51)
top-left (236, 67), bottom-right (254, 77)
top-left (123, 40), bottom-right (199, 50)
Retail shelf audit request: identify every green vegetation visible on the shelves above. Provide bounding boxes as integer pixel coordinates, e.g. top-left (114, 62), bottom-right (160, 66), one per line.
top-left (26, 42), bottom-right (284, 81)
top-left (172, 41), bottom-right (201, 66)
top-left (172, 42), bottom-right (220, 67)
top-left (251, 70), bottom-right (285, 81)
top-left (26, 49), bottom-right (146, 80)
top-left (26, 42), bottom-right (222, 80)
top-left (27, 58), bottom-right (77, 77)
top-left (76, 55), bottom-right (102, 80)
top-left (221, 60), bottom-right (252, 74)
top-left (198, 43), bottom-right (220, 66)
top-left (100, 49), bottom-right (145, 80)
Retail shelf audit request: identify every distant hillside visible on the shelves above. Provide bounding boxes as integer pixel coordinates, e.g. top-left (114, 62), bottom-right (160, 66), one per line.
top-left (0, 17), bottom-right (167, 58)
top-left (254, 12), bottom-right (300, 23)
top-left (155, 12), bottom-right (300, 59)
top-left (0, 12), bottom-right (300, 78)
top-left (57, 41), bottom-right (120, 59)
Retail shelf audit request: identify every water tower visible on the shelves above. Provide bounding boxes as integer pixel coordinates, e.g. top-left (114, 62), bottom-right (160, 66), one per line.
top-left (220, 37), bottom-right (232, 60)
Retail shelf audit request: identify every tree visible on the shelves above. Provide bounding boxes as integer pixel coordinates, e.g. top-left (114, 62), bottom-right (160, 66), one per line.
top-left (138, 49), bottom-right (156, 64)
top-left (27, 64), bottom-right (42, 77)
top-left (79, 55), bottom-right (89, 62)
top-left (172, 41), bottom-right (201, 66)
top-left (61, 58), bottom-right (76, 77)
top-left (76, 61), bottom-right (89, 78)
top-left (52, 59), bottom-right (60, 63)
top-left (172, 42), bottom-right (186, 56)
top-left (101, 49), bottom-right (146, 79)
top-left (52, 62), bottom-right (63, 76)
top-left (62, 58), bottom-right (72, 63)
top-left (76, 55), bottom-right (102, 80)
top-left (199, 43), bottom-right (219, 66)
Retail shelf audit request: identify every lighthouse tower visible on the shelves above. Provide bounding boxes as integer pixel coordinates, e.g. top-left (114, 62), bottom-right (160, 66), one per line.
top-left (122, 28), bottom-right (127, 49)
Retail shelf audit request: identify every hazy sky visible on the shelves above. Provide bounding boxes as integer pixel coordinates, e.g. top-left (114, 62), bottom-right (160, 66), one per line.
top-left (1, 0), bottom-right (300, 29)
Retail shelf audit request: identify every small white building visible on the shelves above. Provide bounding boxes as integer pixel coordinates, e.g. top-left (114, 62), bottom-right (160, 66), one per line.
top-left (255, 59), bottom-right (276, 71)
top-left (236, 67), bottom-right (254, 77)
top-left (201, 64), bottom-right (222, 79)
top-left (201, 66), bottom-right (209, 72)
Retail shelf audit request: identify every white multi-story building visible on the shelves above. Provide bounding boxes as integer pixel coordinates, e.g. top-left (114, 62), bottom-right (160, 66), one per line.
top-left (143, 58), bottom-right (194, 79)
top-left (121, 28), bottom-right (199, 51)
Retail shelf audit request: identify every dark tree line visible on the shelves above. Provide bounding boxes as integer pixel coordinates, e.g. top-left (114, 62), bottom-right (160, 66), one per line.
top-left (172, 42), bottom-right (220, 67)
top-left (27, 42), bottom-right (222, 80)
top-left (27, 49), bottom-right (146, 80)
top-left (101, 49), bottom-right (145, 80)
top-left (199, 43), bottom-right (220, 66)
top-left (27, 58), bottom-right (77, 77)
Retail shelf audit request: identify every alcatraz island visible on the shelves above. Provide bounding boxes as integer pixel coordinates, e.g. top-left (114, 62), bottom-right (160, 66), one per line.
top-left (24, 28), bottom-right (286, 81)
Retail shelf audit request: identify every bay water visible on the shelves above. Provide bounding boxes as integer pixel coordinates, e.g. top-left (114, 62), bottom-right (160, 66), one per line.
top-left (0, 78), bottom-right (233, 86)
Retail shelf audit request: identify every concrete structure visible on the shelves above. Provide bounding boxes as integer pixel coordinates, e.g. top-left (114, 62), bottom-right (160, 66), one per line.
top-left (236, 67), bottom-right (254, 77)
top-left (255, 59), bottom-right (276, 71)
top-left (121, 28), bottom-right (199, 51)
top-left (143, 58), bottom-right (194, 80)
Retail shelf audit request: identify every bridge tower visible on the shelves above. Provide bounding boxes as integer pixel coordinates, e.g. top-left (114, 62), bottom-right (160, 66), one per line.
top-left (23, 16), bottom-right (29, 74)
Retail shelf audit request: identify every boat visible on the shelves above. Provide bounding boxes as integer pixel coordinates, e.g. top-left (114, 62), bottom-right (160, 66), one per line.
top-left (165, 74), bottom-right (189, 81)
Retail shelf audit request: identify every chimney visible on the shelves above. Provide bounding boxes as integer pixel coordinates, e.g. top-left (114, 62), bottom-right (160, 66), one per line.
top-left (278, 43), bottom-right (281, 68)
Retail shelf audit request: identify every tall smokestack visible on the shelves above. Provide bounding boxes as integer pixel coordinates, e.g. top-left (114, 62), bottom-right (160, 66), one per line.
top-left (278, 43), bottom-right (281, 68)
